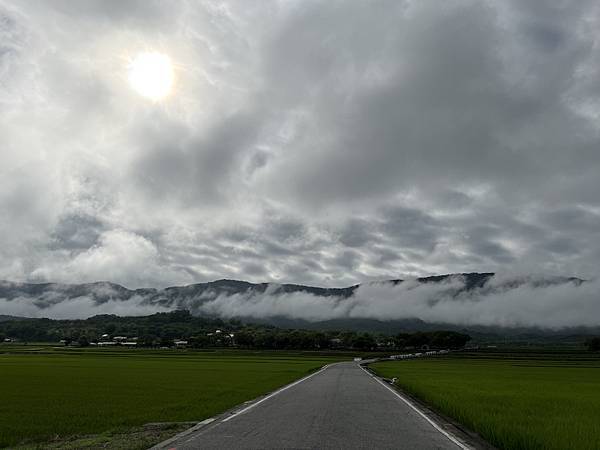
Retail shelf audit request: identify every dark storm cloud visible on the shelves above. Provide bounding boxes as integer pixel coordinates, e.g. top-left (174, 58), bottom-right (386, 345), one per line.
top-left (379, 206), bottom-right (440, 251)
top-left (0, 0), bottom-right (599, 302)
top-left (49, 214), bottom-right (105, 250)
top-left (338, 219), bottom-right (376, 248)
top-left (259, 0), bottom-right (597, 212)
top-left (130, 110), bottom-right (261, 206)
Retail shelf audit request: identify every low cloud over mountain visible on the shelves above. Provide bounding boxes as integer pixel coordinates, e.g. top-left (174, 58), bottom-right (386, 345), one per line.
top-left (1, 273), bottom-right (597, 331)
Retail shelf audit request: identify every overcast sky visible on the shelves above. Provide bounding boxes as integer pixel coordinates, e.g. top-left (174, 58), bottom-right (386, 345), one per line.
top-left (1, 0), bottom-right (599, 289)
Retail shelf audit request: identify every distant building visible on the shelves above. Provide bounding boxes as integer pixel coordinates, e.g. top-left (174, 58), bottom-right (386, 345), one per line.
top-left (174, 340), bottom-right (188, 347)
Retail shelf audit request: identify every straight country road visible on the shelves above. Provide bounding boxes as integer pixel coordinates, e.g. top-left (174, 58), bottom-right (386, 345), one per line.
top-left (155, 361), bottom-right (470, 449)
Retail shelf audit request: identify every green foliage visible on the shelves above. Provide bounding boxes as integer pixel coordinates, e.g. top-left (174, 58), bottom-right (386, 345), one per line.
top-left (77, 335), bottom-right (90, 347)
top-left (0, 350), bottom-right (341, 448)
top-left (395, 330), bottom-right (471, 349)
top-left (351, 333), bottom-right (376, 350)
top-left (372, 351), bottom-right (600, 450)
top-left (0, 311), bottom-right (470, 351)
top-left (585, 336), bottom-right (600, 351)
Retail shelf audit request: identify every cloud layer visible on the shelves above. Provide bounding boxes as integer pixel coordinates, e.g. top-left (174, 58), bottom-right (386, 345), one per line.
top-left (2, 276), bottom-right (599, 330)
top-left (195, 277), bottom-right (600, 329)
top-left (1, 1), bottom-right (600, 289)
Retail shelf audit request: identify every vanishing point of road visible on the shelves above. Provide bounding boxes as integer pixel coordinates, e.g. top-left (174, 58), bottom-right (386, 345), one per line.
top-left (155, 362), bottom-right (469, 450)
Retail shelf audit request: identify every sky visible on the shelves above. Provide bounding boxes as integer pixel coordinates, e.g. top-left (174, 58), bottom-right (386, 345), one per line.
top-left (1, 0), bottom-right (600, 289)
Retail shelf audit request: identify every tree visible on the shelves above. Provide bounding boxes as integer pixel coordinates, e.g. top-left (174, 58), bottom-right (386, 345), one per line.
top-left (406, 332), bottom-right (429, 348)
top-left (430, 331), bottom-right (471, 349)
top-left (138, 334), bottom-right (157, 347)
top-left (189, 334), bottom-right (210, 348)
top-left (586, 337), bottom-right (600, 352)
top-left (159, 336), bottom-right (173, 347)
top-left (313, 332), bottom-right (329, 349)
top-left (352, 333), bottom-right (376, 350)
top-left (234, 330), bottom-right (254, 348)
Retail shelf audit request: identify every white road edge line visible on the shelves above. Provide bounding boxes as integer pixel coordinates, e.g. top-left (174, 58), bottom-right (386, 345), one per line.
top-left (184, 418), bottom-right (216, 443)
top-left (359, 364), bottom-right (471, 450)
top-left (221, 364), bottom-right (331, 423)
top-left (148, 418), bottom-right (216, 449)
top-left (199, 418), bottom-right (216, 425)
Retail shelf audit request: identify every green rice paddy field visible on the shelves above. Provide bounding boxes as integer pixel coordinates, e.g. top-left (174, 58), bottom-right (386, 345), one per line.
top-left (372, 350), bottom-right (600, 450)
top-left (0, 346), bottom-right (343, 448)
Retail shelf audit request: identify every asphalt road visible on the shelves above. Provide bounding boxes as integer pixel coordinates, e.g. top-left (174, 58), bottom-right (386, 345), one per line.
top-left (160, 362), bottom-right (466, 449)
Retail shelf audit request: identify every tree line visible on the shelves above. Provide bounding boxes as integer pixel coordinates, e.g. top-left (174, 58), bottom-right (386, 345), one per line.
top-left (586, 337), bottom-right (600, 352)
top-left (0, 310), bottom-right (471, 351)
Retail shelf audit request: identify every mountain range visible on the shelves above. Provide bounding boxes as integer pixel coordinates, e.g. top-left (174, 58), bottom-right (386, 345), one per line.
top-left (1, 273), bottom-right (595, 341)
top-left (0, 272), bottom-right (493, 304)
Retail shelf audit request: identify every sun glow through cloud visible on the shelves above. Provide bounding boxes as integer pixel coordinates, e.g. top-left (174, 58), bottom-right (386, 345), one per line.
top-left (3, 0), bottom-right (600, 294)
top-left (128, 52), bottom-right (174, 100)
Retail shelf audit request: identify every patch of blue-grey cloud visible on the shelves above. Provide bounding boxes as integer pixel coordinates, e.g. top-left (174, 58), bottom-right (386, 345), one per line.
top-left (0, 0), bottom-right (599, 290)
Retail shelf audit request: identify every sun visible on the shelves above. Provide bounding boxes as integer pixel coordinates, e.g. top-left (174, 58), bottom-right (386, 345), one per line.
top-left (128, 52), bottom-right (174, 101)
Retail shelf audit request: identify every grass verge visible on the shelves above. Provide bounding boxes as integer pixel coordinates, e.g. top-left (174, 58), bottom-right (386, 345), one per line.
top-left (0, 348), bottom-right (343, 448)
top-left (371, 351), bottom-right (600, 450)
top-left (12, 422), bottom-right (192, 450)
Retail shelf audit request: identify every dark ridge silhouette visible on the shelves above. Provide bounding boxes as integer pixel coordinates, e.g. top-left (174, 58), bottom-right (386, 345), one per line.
top-left (1, 272), bottom-right (499, 305)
